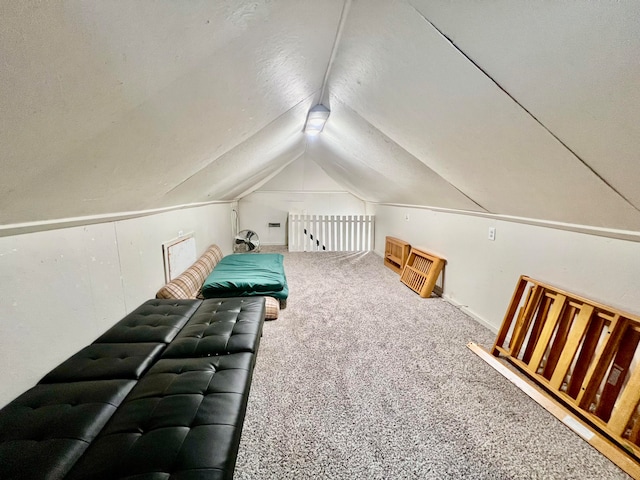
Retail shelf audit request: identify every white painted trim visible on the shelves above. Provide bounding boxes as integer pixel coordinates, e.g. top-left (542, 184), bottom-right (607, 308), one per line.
top-left (374, 202), bottom-right (640, 243)
top-left (161, 232), bottom-right (196, 283)
top-left (0, 201), bottom-right (232, 237)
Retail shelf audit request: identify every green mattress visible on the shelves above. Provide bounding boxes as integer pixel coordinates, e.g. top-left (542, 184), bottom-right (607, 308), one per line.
top-left (201, 253), bottom-right (288, 300)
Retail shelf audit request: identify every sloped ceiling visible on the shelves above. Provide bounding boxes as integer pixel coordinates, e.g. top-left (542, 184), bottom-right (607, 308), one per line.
top-left (2, 0), bottom-right (640, 231)
top-left (0, 0), bottom-right (342, 224)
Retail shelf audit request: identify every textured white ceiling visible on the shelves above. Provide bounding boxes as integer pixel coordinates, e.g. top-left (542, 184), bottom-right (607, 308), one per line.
top-left (326, 0), bottom-right (640, 229)
top-left (411, 0), bottom-right (640, 208)
top-left (309, 97), bottom-right (484, 210)
top-left (1, 0), bottom-right (639, 231)
top-left (0, 0), bottom-right (343, 223)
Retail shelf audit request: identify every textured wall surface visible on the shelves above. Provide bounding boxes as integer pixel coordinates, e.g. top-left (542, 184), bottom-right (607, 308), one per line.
top-left (374, 204), bottom-right (640, 331)
top-left (0, 203), bottom-right (232, 407)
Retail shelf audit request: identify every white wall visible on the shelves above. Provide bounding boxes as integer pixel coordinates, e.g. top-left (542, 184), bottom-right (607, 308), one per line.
top-left (373, 204), bottom-right (640, 333)
top-left (238, 191), bottom-right (366, 245)
top-left (0, 202), bottom-right (233, 407)
top-left (114, 204), bottom-right (233, 310)
top-left (238, 155), bottom-right (367, 245)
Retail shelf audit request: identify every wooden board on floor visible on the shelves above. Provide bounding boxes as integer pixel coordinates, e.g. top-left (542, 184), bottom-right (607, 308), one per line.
top-left (468, 342), bottom-right (640, 479)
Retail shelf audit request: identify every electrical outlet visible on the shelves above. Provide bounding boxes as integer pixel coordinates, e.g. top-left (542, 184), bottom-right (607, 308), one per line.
top-left (178, 230), bottom-right (184, 237)
top-left (488, 227), bottom-right (496, 241)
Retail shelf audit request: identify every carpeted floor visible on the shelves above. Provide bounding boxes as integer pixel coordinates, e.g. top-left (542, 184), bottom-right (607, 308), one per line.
top-left (234, 250), bottom-right (630, 479)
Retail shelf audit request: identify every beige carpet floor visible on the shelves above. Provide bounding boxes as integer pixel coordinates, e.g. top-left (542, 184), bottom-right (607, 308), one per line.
top-left (234, 250), bottom-right (629, 479)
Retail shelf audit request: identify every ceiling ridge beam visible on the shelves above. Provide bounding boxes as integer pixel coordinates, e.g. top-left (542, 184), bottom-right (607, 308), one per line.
top-left (319, 0), bottom-right (353, 105)
top-left (410, 3), bottom-right (640, 214)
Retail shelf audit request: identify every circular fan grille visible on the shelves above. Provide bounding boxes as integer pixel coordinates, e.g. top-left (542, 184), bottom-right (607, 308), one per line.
top-left (233, 229), bottom-right (260, 253)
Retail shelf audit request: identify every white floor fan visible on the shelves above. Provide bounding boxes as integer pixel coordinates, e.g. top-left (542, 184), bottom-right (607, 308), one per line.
top-left (232, 209), bottom-right (260, 253)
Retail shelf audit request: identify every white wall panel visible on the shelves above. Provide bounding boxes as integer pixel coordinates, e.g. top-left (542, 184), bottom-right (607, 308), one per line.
top-left (0, 224), bottom-right (124, 408)
top-left (239, 192), bottom-right (365, 246)
top-left (0, 202), bottom-right (232, 408)
top-left (239, 153), bottom-right (367, 245)
top-left (374, 204), bottom-right (640, 334)
top-left (114, 203), bottom-right (233, 311)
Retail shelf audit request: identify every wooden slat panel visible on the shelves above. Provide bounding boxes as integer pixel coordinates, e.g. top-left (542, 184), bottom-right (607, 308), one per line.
top-left (566, 314), bottom-right (605, 399)
top-left (595, 329), bottom-right (640, 422)
top-left (527, 294), bottom-right (567, 373)
top-left (550, 305), bottom-right (594, 390)
top-left (577, 315), bottom-right (625, 409)
top-left (492, 276), bottom-right (640, 460)
top-left (542, 305), bottom-right (577, 379)
top-left (400, 248), bottom-right (445, 298)
top-left (491, 276), bottom-right (529, 356)
top-left (522, 296), bottom-right (552, 364)
top-left (289, 214), bottom-right (374, 252)
top-left (510, 285), bottom-right (544, 359)
top-left (608, 359), bottom-right (640, 435)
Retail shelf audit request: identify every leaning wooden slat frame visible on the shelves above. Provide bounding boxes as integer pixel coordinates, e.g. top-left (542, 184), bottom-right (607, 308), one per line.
top-left (490, 275), bottom-right (640, 476)
top-left (469, 342), bottom-right (640, 479)
top-left (399, 247), bottom-right (446, 298)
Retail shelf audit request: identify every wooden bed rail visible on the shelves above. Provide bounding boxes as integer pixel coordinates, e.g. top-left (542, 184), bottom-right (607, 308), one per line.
top-left (492, 276), bottom-right (640, 463)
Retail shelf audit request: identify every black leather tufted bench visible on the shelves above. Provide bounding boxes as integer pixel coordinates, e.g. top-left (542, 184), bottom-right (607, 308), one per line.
top-left (162, 297), bottom-right (265, 358)
top-left (39, 342), bottom-right (166, 383)
top-left (0, 297), bottom-right (265, 480)
top-left (66, 354), bottom-right (257, 480)
top-left (0, 380), bottom-right (136, 480)
top-left (94, 298), bottom-right (202, 344)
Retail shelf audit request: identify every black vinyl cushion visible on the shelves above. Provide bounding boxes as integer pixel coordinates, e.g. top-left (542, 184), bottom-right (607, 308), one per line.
top-left (0, 380), bottom-right (136, 480)
top-left (66, 354), bottom-right (256, 480)
top-left (0, 296), bottom-right (266, 480)
top-left (94, 299), bottom-right (202, 344)
top-left (162, 297), bottom-right (265, 358)
top-left (39, 343), bottom-right (165, 383)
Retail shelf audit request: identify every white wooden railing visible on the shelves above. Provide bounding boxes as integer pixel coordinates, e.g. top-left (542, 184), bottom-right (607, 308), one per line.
top-left (288, 214), bottom-right (375, 252)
